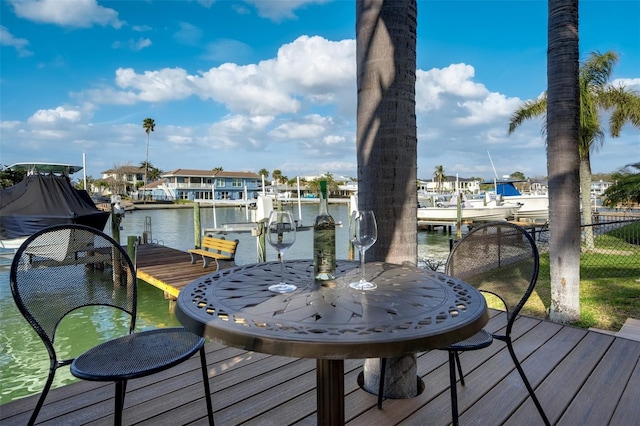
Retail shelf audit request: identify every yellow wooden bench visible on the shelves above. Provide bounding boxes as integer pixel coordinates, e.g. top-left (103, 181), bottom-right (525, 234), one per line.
top-left (188, 236), bottom-right (239, 269)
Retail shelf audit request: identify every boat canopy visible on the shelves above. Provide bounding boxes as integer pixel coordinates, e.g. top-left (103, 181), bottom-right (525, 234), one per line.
top-left (0, 174), bottom-right (110, 240)
top-left (482, 179), bottom-right (523, 197)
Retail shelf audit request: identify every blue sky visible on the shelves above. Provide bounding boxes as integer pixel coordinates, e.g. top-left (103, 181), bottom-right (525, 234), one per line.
top-left (1, 0), bottom-right (639, 183)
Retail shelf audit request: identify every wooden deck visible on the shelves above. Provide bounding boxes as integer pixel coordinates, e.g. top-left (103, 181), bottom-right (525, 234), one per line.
top-left (1, 310), bottom-right (638, 425)
top-left (3, 243), bottom-right (637, 425)
top-left (134, 243), bottom-right (218, 298)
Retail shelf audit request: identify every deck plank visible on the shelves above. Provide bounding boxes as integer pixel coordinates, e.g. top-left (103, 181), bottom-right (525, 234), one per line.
top-left (2, 323), bottom-right (639, 425)
top-left (558, 337), bottom-right (640, 426)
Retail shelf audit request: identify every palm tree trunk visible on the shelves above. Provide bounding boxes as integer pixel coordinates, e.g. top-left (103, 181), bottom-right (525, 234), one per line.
top-left (356, 0), bottom-right (418, 399)
top-left (547, 0), bottom-right (581, 322)
top-left (580, 156), bottom-right (595, 250)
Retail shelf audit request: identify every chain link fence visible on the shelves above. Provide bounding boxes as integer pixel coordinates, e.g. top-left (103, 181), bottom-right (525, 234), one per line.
top-left (529, 214), bottom-right (640, 279)
top-left (420, 214), bottom-right (640, 281)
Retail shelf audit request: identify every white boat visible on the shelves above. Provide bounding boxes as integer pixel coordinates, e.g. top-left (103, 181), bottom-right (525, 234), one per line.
top-left (469, 179), bottom-right (549, 221)
top-left (417, 204), bottom-right (521, 223)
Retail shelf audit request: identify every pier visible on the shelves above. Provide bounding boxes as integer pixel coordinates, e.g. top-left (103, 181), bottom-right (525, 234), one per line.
top-left (135, 243), bottom-right (212, 298)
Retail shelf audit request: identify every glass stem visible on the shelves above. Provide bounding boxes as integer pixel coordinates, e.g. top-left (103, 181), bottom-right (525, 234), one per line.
top-left (360, 248), bottom-right (366, 282)
top-left (280, 252), bottom-right (285, 283)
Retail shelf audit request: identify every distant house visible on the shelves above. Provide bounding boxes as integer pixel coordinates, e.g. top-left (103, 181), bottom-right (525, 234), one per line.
top-left (418, 176), bottom-right (480, 193)
top-left (158, 169), bottom-right (262, 202)
top-left (590, 180), bottom-right (613, 196)
top-left (99, 165), bottom-right (145, 194)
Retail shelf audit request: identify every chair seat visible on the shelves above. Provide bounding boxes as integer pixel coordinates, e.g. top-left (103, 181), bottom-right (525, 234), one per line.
top-left (447, 329), bottom-right (493, 351)
top-left (71, 328), bottom-right (205, 381)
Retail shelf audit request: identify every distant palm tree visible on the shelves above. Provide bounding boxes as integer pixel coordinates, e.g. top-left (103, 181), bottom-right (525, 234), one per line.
top-left (433, 165), bottom-right (445, 193)
top-left (509, 50), bottom-right (640, 250)
top-left (272, 169), bottom-right (283, 184)
top-left (142, 118), bottom-right (155, 199)
top-left (213, 166), bottom-right (224, 172)
top-left (258, 168), bottom-right (269, 179)
top-left (148, 166), bottom-right (162, 181)
top-left (603, 162), bottom-right (640, 207)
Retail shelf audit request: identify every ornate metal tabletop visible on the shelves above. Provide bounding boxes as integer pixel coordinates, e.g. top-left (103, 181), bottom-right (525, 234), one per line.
top-left (176, 260), bottom-right (488, 359)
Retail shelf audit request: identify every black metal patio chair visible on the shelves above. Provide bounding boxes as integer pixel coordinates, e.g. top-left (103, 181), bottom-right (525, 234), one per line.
top-left (10, 224), bottom-right (214, 426)
top-left (377, 221), bottom-right (549, 426)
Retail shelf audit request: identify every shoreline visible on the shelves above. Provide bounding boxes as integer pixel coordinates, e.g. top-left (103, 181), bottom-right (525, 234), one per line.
top-left (125, 198), bottom-right (350, 210)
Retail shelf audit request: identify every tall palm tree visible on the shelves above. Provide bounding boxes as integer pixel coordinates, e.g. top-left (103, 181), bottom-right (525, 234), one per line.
top-left (142, 118), bottom-right (155, 200)
top-left (544, 0), bottom-right (581, 322)
top-left (433, 165), bottom-right (445, 193)
top-left (356, 0), bottom-right (418, 400)
top-left (509, 50), bottom-right (640, 250)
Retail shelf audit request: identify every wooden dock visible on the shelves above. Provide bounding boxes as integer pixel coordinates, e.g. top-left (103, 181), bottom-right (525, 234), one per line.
top-left (1, 310), bottom-right (638, 425)
top-left (135, 243), bottom-right (218, 298)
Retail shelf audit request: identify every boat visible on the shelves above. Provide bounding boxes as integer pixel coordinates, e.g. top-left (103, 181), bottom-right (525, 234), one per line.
top-left (0, 163), bottom-right (110, 249)
top-left (417, 194), bottom-right (521, 223)
top-left (417, 204), bottom-right (521, 223)
top-left (469, 178), bottom-right (549, 222)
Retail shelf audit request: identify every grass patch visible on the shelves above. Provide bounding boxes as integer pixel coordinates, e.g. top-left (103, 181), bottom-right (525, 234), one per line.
top-left (533, 223), bottom-right (640, 331)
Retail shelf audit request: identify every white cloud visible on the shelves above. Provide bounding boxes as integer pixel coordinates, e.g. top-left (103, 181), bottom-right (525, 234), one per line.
top-left (112, 38), bottom-right (152, 51)
top-left (612, 77), bottom-right (640, 91)
top-left (9, 0), bottom-right (124, 29)
top-left (28, 106), bottom-right (83, 125)
top-left (114, 68), bottom-right (195, 102)
top-left (416, 64), bottom-right (489, 112)
top-left (132, 25), bottom-right (152, 32)
top-left (244, 0), bottom-right (330, 22)
top-left (456, 92), bottom-right (522, 126)
top-left (270, 114), bottom-right (332, 140)
top-left (0, 26), bottom-right (33, 57)
top-left (82, 36), bottom-right (354, 117)
top-left (173, 22), bottom-right (203, 45)
top-left (202, 39), bottom-right (252, 62)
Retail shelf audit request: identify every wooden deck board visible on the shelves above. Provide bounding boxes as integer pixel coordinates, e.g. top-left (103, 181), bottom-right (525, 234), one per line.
top-left (2, 317), bottom-right (638, 425)
top-left (134, 244), bottom-right (222, 295)
top-left (3, 244), bottom-right (638, 425)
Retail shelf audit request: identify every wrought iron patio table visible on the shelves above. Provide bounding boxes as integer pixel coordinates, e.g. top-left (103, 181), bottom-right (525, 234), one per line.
top-left (175, 260), bottom-right (488, 426)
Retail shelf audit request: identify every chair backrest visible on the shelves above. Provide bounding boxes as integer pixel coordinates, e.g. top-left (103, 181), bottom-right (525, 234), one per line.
top-left (10, 224), bottom-right (137, 364)
top-left (445, 222), bottom-right (539, 333)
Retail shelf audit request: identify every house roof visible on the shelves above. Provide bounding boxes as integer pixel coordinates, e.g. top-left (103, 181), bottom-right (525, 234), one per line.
top-left (162, 169), bottom-right (260, 179)
top-left (101, 166), bottom-right (145, 174)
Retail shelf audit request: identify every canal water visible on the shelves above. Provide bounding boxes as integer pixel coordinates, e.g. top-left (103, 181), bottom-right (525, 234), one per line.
top-left (0, 202), bottom-right (458, 405)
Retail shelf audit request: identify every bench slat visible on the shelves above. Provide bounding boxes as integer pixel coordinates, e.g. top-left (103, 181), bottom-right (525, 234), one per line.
top-left (187, 236), bottom-right (239, 269)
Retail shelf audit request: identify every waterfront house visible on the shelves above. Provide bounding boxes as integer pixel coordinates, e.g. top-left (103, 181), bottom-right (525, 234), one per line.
top-left (99, 165), bottom-right (145, 195)
top-left (157, 169), bottom-right (261, 202)
top-left (418, 176), bottom-right (481, 194)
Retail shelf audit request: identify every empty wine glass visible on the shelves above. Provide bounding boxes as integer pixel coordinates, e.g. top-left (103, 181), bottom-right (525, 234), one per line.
top-left (349, 210), bottom-right (378, 290)
top-left (266, 211), bottom-right (297, 293)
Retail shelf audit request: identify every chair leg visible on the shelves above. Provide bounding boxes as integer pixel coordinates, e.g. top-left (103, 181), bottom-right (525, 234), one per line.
top-left (114, 380), bottom-right (126, 426)
top-left (448, 351), bottom-right (459, 426)
top-left (454, 351), bottom-right (465, 386)
top-left (506, 341), bottom-right (550, 426)
top-left (377, 358), bottom-right (387, 409)
top-left (199, 346), bottom-right (215, 425)
top-left (28, 368), bottom-right (56, 426)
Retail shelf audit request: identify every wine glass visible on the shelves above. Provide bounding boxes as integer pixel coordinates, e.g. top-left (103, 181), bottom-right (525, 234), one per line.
top-left (266, 211), bottom-right (297, 293)
top-left (349, 210), bottom-right (378, 290)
